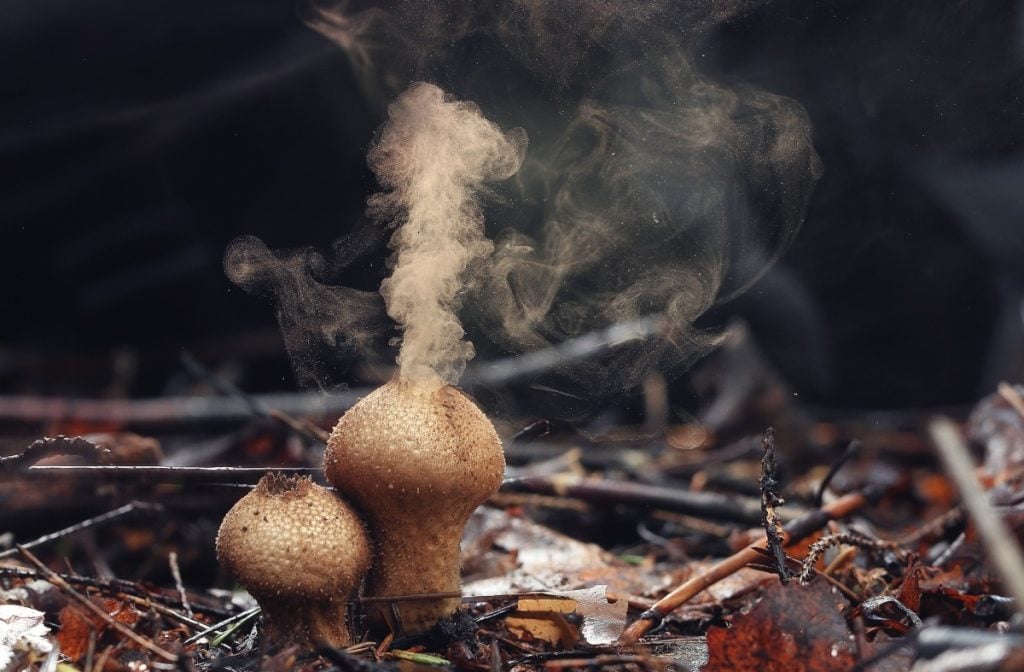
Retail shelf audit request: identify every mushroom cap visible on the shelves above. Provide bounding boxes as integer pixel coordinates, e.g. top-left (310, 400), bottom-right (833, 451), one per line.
top-left (325, 379), bottom-right (505, 522)
top-left (216, 474), bottom-right (371, 602)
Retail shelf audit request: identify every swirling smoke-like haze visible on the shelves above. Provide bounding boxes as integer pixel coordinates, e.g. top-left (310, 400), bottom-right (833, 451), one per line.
top-left (225, 0), bottom-right (822, 407)
top-left (369, 83), bottom-right (526, 386)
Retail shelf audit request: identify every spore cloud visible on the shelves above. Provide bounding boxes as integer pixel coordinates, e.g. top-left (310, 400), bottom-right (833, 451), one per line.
top-left (227, 1), bottom-right (822, 412)
top-left (368, 82), bottom-right (526, 386)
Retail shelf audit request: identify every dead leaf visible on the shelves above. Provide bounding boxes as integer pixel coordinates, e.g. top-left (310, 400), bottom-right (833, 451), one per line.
top-left (0, 605), bottom-right (53, 670)
top-left (506, 610), bottom-right (579, 648)
top-left (508, 586), bottom-right (628, 647)
top-left (703, 578), bottom-right (856, 671)
top-left (57, 598), bottom-right (140, 662)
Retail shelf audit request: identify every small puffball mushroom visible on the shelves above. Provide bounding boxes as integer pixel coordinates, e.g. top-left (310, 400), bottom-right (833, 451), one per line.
top-left (325, 379), bottom-right (505, 634)
top-left (216, 474), bottom-right (371, 648)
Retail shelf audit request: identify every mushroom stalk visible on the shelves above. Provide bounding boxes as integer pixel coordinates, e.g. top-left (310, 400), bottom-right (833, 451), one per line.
top-left (325, 378), bottom-right (505, 634)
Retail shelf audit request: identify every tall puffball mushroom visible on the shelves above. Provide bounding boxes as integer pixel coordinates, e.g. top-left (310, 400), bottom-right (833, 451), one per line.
top-left (325, 379), bottom-right (505, 633)
top-left (216, 474), bottom-right (371, 647)
top-left (324, 83), bottom-right (519, 633)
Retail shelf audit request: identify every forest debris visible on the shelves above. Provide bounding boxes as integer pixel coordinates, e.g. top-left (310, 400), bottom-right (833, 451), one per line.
top-left (0, 436), bottom-right (164, 522)
top-left (463, 508), bottom-right (658, 597)
top-left (507, 587), bottom-right (627, 646)
top-left (0, 605), bottom-right (53, 670)
top-left (461, 316), bottom-right (667, 388)
top-left (967, 383), bottom-right (1024, 479)
top-left (0, 433), bottom-right (162, 473)
top-left (644, 638), bottom-right (708, 671)
top-left (503, 473), bottom-right (793, 525)
top-left (0, 501), bottom-right (163, 560)
top-left (18, 464), bottom-right (315, 483)
top-left (929, 417), bottom-right (1024, 611)
top-left (16, 545), bottom-right (177, 662)
top-left (56, 598), bottom-right (140, 661)
top-left (0, 566), bottom-right (231, 619)
top-left (758, 428), bottom-right (788, 583)
top-left (566, 586), bottom-right (628, 645)
top-left (912, 642), bottom-right (1023, 672)
top-left (703, 578), bottom-right (856, 671)
top-left (0, 435), bottom-right (112, 471)
top-left (506, 607), bottom-right (578, 648)
top-left (797, 531), bottom-right (910, 585)
top-left (618, 487), bottom-right (879, 645)
top-left (857, 595), bottom-right (922, 633)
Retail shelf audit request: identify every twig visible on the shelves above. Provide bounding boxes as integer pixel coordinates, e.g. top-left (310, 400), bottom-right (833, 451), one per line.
top-left (0, 435), bottom-right (112, 471)
top-left (15, 465), bottom-right (317, 483)
top-left (85, 630), bottom-right (96, 672)
top-left (121, 593), bottom-right (207, 631)
top-left (798, 531), bottom-right (909, 584)
top-left (0, 566), bottom-right (233, 617)
top-left (180, 352), bottom-right (329, 444)
top-left (502, 474), bottom-right (803, 525)
top-left (488, 492), bottom-right (590, 512)
top-left (168, 552), bottom-right (193, 619)
top-left (359, 591), bottom-right (463, 604)
top-left (928, 417), bottom-right (1024, 611)
top-left (17, 545), bottom-right (178, 662)
top-left (0, 501), bottom-right (163, 559)
top-left (462, 316), bottom-right (666, 387)
top-left (182, 607), bottom-right (261, 645)
top-left (898, 506), bottom-right (964, 546)
top-left (616, 487), bottom-right (881, 645)
top-left (542, 654), bottom-right (668, 669)
top-left (0, 392), bottom-right (362, 425)
top-left (814, 439), bottom-right (861, 508)
top-left (758, 428), bottom-right (789, 583)
top-left (509, 420), bottom-right (553, 443)
top-left (860, 594), bottom-right (923, 630)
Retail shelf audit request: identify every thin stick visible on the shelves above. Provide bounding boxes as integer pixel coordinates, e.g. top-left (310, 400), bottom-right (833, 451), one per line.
top-left (462, 316), bottom-right (666, 386)
top-left (15, 465), bottom-right (316, 482)
top-left (0, 566), bottom-right (232, 617)
top-left (898, 506), bottom-right (964, 546)
top-left (121, 594), bottom-right (207, 631)
top-left (84, 630), bottom-right (96, 672)
top-left (183, 607), bottom-right (261, 645)
top-left (0, 392), bottom-right (362, 425)
top-left (503, 474), bottom-right (803, 524)
top-left (180, 352), bottom-right (330, 444)
top-left (17, 545), bottom-right (178, 662)
top-left (360, 591), bottom-right (463, 603)
top-left (168, 552), bottom-right (193, 619)
top-left (616, 488), bottom-right (876, 645)
top-left (928, 417), bottom-right (1024, 610)
top-left (0, 501), bottom-right (163, 559)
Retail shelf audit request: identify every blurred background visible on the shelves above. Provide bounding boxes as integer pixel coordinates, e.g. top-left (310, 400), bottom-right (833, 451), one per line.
top-left (2, 0), bottom-right (1022, 418)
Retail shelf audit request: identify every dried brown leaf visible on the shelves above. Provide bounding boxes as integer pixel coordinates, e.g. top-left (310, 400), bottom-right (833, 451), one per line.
top-left (703, 578), bottom-right (856, 672)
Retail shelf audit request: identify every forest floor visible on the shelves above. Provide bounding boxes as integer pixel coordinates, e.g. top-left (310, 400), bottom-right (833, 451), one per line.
top-left (2, 331), bottom-right (1024, 671)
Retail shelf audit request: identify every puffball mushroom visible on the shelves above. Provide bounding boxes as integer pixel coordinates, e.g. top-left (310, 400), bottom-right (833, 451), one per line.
top-left (325, 379), bottom-right (505, 634)
top-left (216, 474), bottom-right (371, 648)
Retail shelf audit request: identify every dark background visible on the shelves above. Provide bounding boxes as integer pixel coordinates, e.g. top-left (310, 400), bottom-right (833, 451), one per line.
top-left (2, 0), bottom-right (1023, 410)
